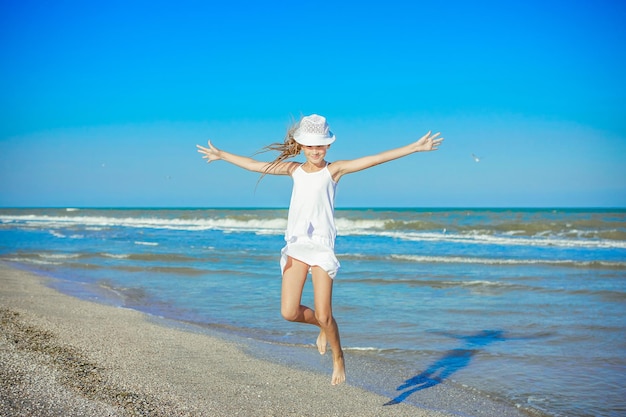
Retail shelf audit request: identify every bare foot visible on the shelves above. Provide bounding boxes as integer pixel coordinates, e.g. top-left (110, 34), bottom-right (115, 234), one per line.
top-left (316, 329), bottom-right (327, 355)
top-left (331, 352), bottom-right (346, 385)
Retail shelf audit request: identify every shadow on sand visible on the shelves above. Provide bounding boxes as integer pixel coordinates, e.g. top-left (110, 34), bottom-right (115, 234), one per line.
top-left (384, 330), bottom-right (507, 406)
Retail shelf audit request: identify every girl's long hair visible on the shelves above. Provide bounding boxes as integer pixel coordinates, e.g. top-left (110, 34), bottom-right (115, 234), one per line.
top-left (255, 118), bottom-right (302, 184)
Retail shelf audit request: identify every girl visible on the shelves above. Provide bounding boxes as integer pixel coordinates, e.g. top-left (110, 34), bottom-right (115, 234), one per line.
top-left (197, 114), bottom-right (443, 385)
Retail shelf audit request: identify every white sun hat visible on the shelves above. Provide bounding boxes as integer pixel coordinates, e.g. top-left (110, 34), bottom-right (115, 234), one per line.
top-left (293, 114), bottom-right (336, 146)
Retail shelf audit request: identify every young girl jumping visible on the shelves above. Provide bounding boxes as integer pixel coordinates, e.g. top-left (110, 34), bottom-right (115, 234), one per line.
top-left (197, 114), bottom-right (443, 385)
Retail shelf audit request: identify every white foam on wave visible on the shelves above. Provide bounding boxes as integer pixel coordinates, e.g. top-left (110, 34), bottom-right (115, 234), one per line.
top-left (38, 252), bottom-right (81, 260)
top-left (1, 214), bottom-right (287, 234)
top-left (335, 217), bottom-right (626, 249)
top-left (383, 230), bottom-right (626, 250)
top-left (344, 346), bottom-right (384, 352)
top-left (3, 213), bottom-right (624, 249)
top-left (103, 253), bottom-right (130, 259)
top-left (3, 257), bottom-right (63, 266)
top-left (391, 254), bottom-right (626, 269)
top-left (134, 241), bottom-right (159, 246)
top-left (335, 217), bottom-right (389, 232)
top-left (391, 254), bottom-right (549, 265)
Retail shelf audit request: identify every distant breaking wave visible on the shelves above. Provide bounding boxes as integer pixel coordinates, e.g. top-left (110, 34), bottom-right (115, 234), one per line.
top-left (389, 254), bottom-right (626, 269)
top-left (0, 214), bottom-right (287, 234)
top-left (1, 213), bottom-right (625, 250)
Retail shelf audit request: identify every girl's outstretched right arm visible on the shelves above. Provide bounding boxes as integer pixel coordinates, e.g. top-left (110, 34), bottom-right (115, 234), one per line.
top-left (196, 140), bottom-right (295, 175)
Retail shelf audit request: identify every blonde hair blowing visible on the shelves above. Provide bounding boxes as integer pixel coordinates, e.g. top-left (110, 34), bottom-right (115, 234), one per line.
top-left (256, 120), bottom-right (302, 183)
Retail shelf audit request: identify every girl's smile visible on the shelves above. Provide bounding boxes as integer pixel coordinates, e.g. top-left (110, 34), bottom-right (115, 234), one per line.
top-left (302, 145), bottom-right (329, 166)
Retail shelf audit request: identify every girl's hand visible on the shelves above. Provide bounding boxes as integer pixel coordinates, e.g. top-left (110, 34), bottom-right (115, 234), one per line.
top-left (196, 140), bottom-right (221, 163)
top-left (414, 131), bottom-right (444, 152)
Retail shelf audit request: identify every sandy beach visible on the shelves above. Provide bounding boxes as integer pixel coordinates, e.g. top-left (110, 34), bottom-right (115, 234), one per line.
top-left (1, 263), bottom-right (468, 417)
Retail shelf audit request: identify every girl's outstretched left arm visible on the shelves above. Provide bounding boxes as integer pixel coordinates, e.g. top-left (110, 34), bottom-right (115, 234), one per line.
top-left (330, 131), bottom-right (443, 181)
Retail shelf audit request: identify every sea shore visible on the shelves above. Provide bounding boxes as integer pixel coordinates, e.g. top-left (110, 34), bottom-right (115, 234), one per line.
top-left (0, 263), bottom-right (463, 417)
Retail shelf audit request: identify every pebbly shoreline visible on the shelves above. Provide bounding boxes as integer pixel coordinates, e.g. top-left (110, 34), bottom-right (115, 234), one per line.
top-left (1, 263), bottom-right (457, 417)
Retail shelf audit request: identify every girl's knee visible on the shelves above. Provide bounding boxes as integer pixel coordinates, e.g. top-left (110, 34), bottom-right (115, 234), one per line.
top-left (281, 307), bottom-right (299, 322)
top-left (315, 312), bottom-right (333, 328)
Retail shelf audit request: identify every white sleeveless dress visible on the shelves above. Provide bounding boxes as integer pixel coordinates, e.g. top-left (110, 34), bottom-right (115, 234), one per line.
top-left (280, 164), bottom-right (340, 278)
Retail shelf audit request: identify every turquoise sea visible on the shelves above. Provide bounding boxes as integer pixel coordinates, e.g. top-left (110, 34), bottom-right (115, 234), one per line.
top-left (1, 207), bottom-right (625, 417)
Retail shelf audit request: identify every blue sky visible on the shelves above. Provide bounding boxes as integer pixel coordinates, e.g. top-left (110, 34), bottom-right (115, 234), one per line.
top-left (1, 0), bottom-right (624, 208)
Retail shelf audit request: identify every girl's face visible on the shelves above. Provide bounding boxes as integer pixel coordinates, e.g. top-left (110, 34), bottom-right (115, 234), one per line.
top-left (302, 145), bottom-right (329, 165)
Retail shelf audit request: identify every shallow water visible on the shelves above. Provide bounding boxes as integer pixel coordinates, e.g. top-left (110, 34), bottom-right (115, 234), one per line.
top-left (1, 207), bottom-right (625, 416)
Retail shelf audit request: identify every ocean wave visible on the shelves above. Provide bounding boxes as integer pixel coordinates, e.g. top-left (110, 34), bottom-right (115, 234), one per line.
top-left (342, 276), bottom-right (524, 290)
top-left (112, 265), bottom-right (206, 275)
top-left (1, 213), bottom-right (287, 234)
top-left (38, 252), bottom-right (82, 260)
top-left (390, 254), bottom-right (626, 269)
top-left (2, 213), bottom-right (624, 249)
top-left (380, 230), bottom-right (626, 249)
top-left (1, 256), bottom-right (64, 266)
top-left (134, 241), bottom-right (159, 246)
top-left (339, 252), bottom-right (626, 269)
top-left (341, 275), bottom-right (626, 302)
top-left (103, 252), bottom-right (195, 262)
top-left (103, 253), bottom-right (130, 259)
top-left (1, 251), bottom-right (86, 264)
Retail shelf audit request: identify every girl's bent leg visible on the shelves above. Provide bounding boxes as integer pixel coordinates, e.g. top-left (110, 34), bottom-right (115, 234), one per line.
top-left (311, 267), bottom-right (346, 386)
top-left (280, 257), bottom-right (345, 385)
top-left (281, 256), bottom-right (317, 325)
